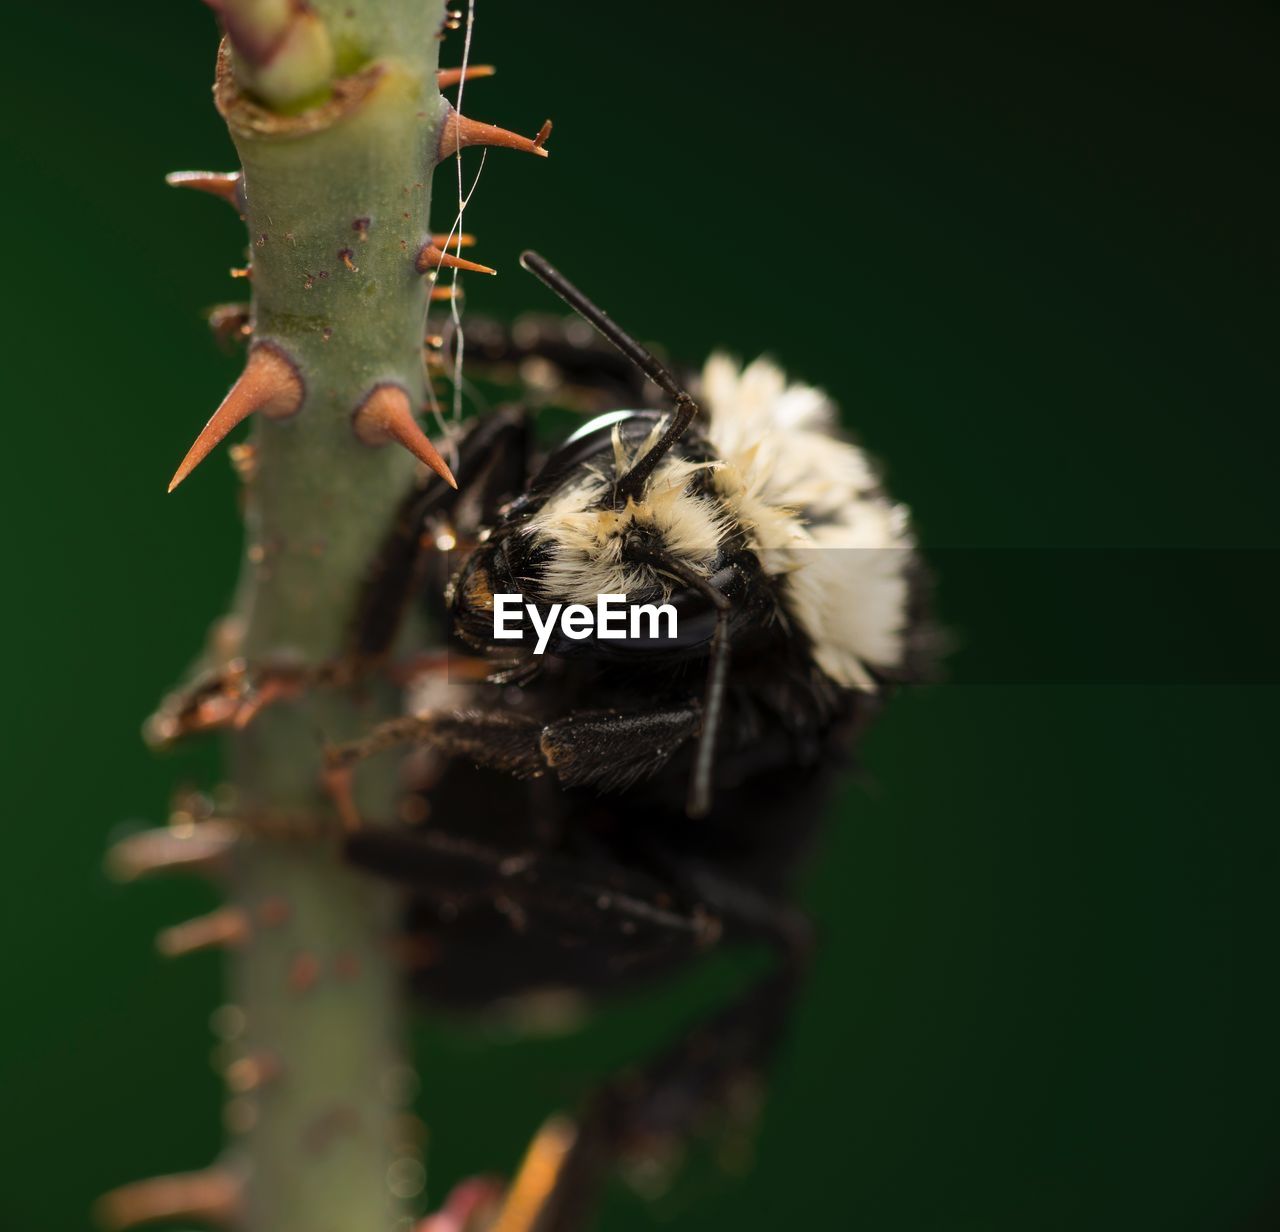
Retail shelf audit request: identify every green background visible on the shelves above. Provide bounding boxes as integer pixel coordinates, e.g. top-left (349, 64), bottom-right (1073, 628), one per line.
top-left (4, 3), bottom-right (1278, 1228)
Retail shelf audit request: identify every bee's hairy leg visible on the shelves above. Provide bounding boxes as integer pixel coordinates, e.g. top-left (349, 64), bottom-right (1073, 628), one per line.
top-left (322, 708), bottom-right (546, 830)
top-left (323, 702), bottom-right (702, 827)
top-left (442, 313), bottom-right (664, 412)
top-left (491, 877), bottom-right (811, 1232)
top-left (343, 825), bottom-right (724, 960)
top-left (538, 705), bottom-right (702, 792)
top-left (532, 971), bottom-right (805, 1232)
top-left (327, 709), bottom-right (547, 780)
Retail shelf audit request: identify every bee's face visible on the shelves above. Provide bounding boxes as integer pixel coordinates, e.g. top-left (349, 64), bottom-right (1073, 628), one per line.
top-left (445, 407), bottom-right (781, 662)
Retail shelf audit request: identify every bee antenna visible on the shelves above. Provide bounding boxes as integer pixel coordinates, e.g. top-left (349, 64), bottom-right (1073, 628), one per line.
top-left (519, 251), bottom-right (699, 504)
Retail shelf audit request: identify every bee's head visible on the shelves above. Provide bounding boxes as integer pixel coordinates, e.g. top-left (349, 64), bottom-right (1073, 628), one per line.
top-left (449, 406), bottom-right (747, 657)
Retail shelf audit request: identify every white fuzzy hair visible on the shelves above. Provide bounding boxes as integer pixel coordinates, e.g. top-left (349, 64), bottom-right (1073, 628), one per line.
top-left (524, 433), bottom-right (728, 603)
top-left (524, 354), bottom-right (914, 690)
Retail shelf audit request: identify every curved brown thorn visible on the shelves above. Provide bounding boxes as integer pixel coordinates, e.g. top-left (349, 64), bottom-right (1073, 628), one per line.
top-left (415, 242), bottom-right (496, 276)
top-left (106, 821), bottom-right (237, 883)
top-left (165, 170), bottom-right (244, 212)
top-left (169, 344), bottom-right (303, 493)
top-left (432, 232), bottom-right (476, 250)
top-left (156, 907), bottom-right (251, 958)
top-left (352, 384), bottom-right (457, 488)
top-left (95, 1168), bottom-right (242, 1231)
top-left (437, 64), bottom-right (496, 89)
top-left (436, 104), bottom-right (551, 162)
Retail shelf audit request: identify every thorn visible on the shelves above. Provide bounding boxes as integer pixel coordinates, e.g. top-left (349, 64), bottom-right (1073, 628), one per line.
top-left (95, 1168), bottom-right (241, 1230)
top-left (352, 384), bottom-right (457, 488)
top-left (226, 1051), bottom-right (281, 1093)
top-left (166, 170), bottom-right (244, 213)
top-left (169, 343), bottom-right (303, 493)
top-left (490, 1116), bottom-right (577, 1232)
top-left (106, 821), bottom-right (237, 883)
top-left (156, 907), bottom-right (250, 958)
top-left (322, 760), bottom-right (364, 832)
top-left (430, 284), bottom-right (462, 303)
top-left (289, 951), bottom-right (321, 994)
top-left (415, 242), bottom-right (496, 276)
top-left (432, 232), bottom-right (476, 250)
top-left (437, 64), bottom-right (496, 90)
top-left (207, 303), bottom-right (252, 351)
top-left (257, 896), bottom-right (291, 927)
top-left (436, 104), bottom-right (551, 162)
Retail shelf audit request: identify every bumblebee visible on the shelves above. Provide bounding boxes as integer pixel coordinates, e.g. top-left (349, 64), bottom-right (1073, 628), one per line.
top-left (332, 252), bottom-right (923, 1230)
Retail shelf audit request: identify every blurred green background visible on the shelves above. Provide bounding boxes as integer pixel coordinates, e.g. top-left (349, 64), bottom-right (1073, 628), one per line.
top-left (4, 2), bottom-right (1278, 1228)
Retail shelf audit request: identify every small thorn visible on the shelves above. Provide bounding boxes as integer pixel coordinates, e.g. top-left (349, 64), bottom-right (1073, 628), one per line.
top-left (207, 303), bottom-right (252, 351)
top-left (437, 64), bottom-right (496, 89)
top-left (106, 821), bottom-right (237, 883)
top-left (156, 907), bottom-right (250, 958)
top-left (432, 232), bottom-right (476, 250)
top-left (168, 343), bottom-right (303, 492)
top-left (166, 170), bottom-right (244, 212)
top-left (415, 242), bottom-right (496, 276)
top-left (322, 761), bottom-right (364, 832)
top-left (289, 951), bottom-right (321, 994)
top-left (257, 896), bottom-right (291, 927)
top-left (226, 1051), bottom-right (281, 1093)
top-left (437, 104), bottom-right (551, 162)
top-left (95, 1168), bottom-right (241, 1230)
top-left (430, 284), bottom-right (462, 303)
top-left (490, 1116), bottom-right (577, 1232)
top-left (352, 384), bottom-right (457, 488)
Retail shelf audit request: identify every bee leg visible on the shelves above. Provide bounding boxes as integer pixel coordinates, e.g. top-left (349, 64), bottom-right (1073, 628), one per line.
top-left (538, 705), bottom-right (702, 793)
top-left (325, 703), bottom-right (703, 826)
top-left (442, 313), bottom-right (664, 412)
top-left (344, 825), bottom-right (725, 961)
top-left (346, 405), bottom-right (532, 662)
top-left (491, 879), bottom-right (812, 1232)
top-left (327, 709), bottom-right (548, 783)
top-left (537, 973), bottom-right (804, 1232)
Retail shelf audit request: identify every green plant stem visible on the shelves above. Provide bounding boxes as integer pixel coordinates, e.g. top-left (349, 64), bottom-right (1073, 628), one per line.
top-left (214, 3), bottom-right (448, 1227)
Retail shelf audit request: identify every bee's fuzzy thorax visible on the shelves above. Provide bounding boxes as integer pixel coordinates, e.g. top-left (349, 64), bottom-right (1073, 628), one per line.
top-left (522, 354), bottom-right (914, 691)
